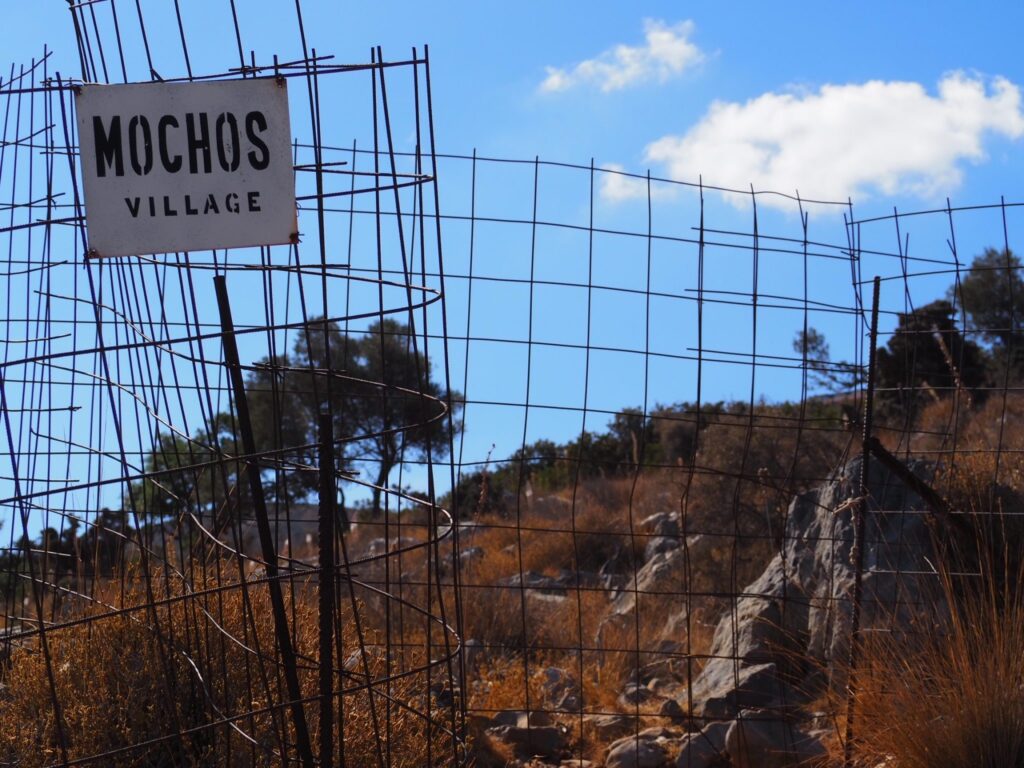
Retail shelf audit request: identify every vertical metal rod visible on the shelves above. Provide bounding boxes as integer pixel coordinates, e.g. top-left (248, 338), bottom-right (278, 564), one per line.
top-left (213, 275), bottom-right (315, 768)
top-left (318, 413), bottom-right (336, 768)
top-left (843, 274), bottom-right (882, 766)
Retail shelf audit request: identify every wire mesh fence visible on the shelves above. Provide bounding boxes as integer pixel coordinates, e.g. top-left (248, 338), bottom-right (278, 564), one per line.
top-left (2, 3), bottom-right (1023, 767)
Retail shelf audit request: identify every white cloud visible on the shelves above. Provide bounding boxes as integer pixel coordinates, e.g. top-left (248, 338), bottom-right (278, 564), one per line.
top-left (620, 73), bottom-right (1024, 208)
top-left (599, 163), bottom-right (679, 202)
top-left (540, 19), bottom-right (704, 94)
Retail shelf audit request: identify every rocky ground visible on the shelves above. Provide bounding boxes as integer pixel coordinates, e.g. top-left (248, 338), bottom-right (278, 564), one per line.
top-left (457, 455), bottom-right (936, 767)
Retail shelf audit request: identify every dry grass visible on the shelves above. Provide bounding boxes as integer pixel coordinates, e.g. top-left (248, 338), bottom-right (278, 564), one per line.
top-left (466, 644), bottom-right (676, 765)
top-left (455, 472), bottom-right (721, 759)
top-left (0, 409), bottom-right (872, 765)
top-left (911, 392), bottom-right (1024, 511)
top-left (844, 563), bottom-right (1024, 768)
top-left (0, 568), bottom-right (456, 767)
top-left (814, 394), bottom-right (1024, 767)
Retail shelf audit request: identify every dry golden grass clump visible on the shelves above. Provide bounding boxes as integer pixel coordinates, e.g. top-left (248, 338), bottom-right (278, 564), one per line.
top-left (824, 393), bottom-right (1024, 767)
top-left (846, 560), bottom-right (1024, 768)
top-left (0, 569), bottom-right (458, 767)
top-left (910, 392), bottom-right (1024, 514)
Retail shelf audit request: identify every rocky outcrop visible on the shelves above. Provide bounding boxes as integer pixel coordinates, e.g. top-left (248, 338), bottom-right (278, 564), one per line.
top-left (608, 547), bottom-right (688, 619)
top-left (467, 455), bottom-right (938, 767)
top-left (676, 454), bottom-right (936, 764)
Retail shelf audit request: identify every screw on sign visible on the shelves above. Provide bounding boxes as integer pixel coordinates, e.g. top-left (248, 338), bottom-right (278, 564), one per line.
top-left (75, 78), bottom-right (297, 257)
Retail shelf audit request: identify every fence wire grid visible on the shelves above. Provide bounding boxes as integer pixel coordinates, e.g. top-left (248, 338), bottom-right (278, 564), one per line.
top-left (1, 3), bottom-right (1023, 768)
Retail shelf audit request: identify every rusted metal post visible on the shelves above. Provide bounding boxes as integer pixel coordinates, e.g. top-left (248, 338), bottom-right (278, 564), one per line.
top-left (318, 413), bottom-right (336, 768)
top-left (214, 275), bottom-right (315, 768)
top-left (843, 275), bottom-right (882, 766)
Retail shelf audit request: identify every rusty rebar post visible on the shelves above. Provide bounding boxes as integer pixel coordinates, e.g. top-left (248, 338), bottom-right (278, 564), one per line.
top-left (843, 275), bottom-right (882, 766)
top-left (214, 275), bottom-right (315, 768)
top-left (318, 413), bottom-right (336, 768)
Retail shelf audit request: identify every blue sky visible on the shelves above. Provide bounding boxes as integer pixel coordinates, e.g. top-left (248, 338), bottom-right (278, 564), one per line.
top-left (3, 3), bottom-right (1024, 522)
top-left (5, 2), bottom-right (1024, 206)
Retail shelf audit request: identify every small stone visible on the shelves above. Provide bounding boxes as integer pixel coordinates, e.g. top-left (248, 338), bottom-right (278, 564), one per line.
top-left (690, 662), bottom-right (790, 720)
top-left (697, 721), bottom-right (730, 753)
top-left (619, 683), bottom-right (660, 708)
top-left (647, 676), bottom-right (674, 692)
top-left (462, 637), bottom-right (484, 673)
top-left (491, 710), bottom-right (553, 728)
top-left (485, 724), bottom-right (567, 759)
top-left (674, 731), bottom-right (721, 768)
top-left (637, 725), bottom-right (679, 740)
top-left (605, 734), bottom-right (667, 768)
top-left (658, 697), bottom-right (686, 722)
top-left (724, 709), bottom-right (828, 768)
top-left (537, 666), bottom-right (583, 712)
top-left (582, 713), bottom-right (637, 742)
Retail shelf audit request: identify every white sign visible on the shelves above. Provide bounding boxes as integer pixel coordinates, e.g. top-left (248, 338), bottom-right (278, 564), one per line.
top-left (75, 79), bottom-right (297, 257)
